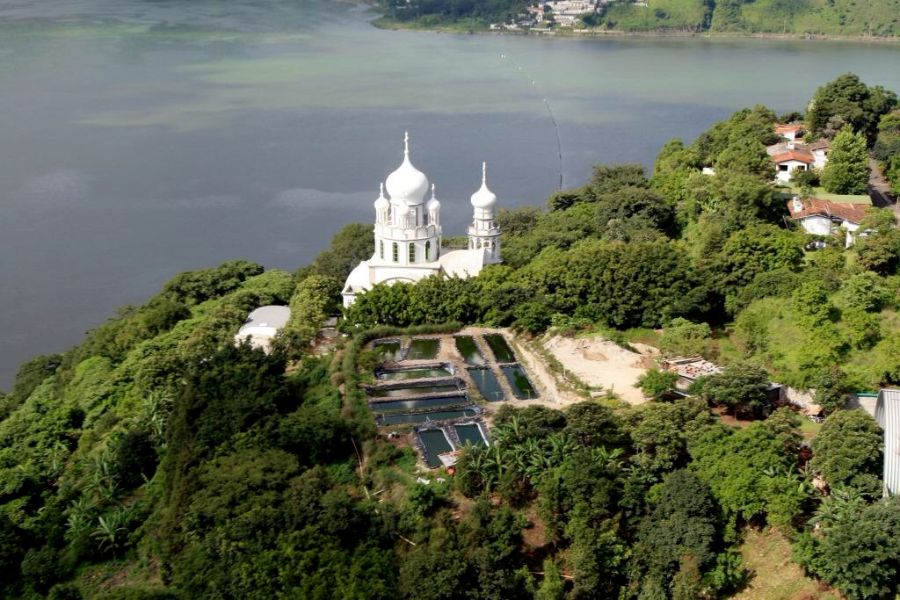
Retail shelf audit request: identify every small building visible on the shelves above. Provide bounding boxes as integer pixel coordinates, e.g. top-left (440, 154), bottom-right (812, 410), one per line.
top-left (772, 149), bottom-right (814, 182)
top-left (786, 197), bottom-right (869, 247)
top-left (234, 305), bottom-right (291, 354)
top-left (662, 356), bottom-right (722, 393)
top-left (875, 389), bottom-right (900, 496)
top-left (767, 137), bottom-right (829, 182)
top-left (807, 139), bottom-right (830, 170)
top-left (663, 356), bottom-right (782, 402)
top-left (775, 123), bottom-right (805, 142)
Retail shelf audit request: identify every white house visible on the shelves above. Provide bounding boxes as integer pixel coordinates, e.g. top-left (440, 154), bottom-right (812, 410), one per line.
top-left (342, 134), bottom-right (501, 307)
top-left (808, 139), bottom-right (830, 170)
top-left (772, 149), bottom-right (814, 183)
top-left (234, 305), bottom-right (291, 354)
top-left (786, 197), bottom-right (868, 247)
top-left (775, 123), bottom-right (805, 142)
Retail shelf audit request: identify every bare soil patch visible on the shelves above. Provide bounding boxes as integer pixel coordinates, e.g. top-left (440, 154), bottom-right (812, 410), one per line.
top-left (543, 335), bottom-right (652, 405)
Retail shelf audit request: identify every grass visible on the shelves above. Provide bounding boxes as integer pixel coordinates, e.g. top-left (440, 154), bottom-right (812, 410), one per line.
top-left (734, 528), bottom-right (839, 600)
top-left (799, 418), bottom-right (823, 439)
top-left (784, 183), bottom-right (872, 205)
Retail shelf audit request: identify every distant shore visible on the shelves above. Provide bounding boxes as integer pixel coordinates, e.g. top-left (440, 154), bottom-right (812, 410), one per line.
top-left (371, 15), bottom-right (900, 44)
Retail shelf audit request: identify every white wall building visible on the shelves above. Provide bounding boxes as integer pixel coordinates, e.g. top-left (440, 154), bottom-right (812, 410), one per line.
top-left (234, 305), bottom-right (291, 354)
top-left (342, 134), bottom-right (502, 307)
top-left (786, 197), bottom-right (868, 247)
top-left (772, 150), bottom-right (813, 183)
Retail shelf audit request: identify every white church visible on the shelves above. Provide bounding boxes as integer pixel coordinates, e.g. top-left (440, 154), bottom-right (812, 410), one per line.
top-left (342, 134), bottom-right (502, 307)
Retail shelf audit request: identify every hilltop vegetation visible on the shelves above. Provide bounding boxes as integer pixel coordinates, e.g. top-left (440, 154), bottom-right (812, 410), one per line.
top-left (376, 0), bottom-right (900, 37)
top-left (2, 74), bottom-right (900, 599)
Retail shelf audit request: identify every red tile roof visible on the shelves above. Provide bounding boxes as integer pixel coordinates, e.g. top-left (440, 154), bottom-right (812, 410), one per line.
top-left (807, 139), bottom-right (830, 151)
top-left (775, 123), bottom-right (805, 133)
top-left (787, 198), bottom-right (869, 225)
top-left (772, 150), bottom-right (814, 164)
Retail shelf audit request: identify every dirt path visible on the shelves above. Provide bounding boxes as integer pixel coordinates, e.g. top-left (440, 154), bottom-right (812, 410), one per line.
top-left (869, 157), bottom-right (896, 211)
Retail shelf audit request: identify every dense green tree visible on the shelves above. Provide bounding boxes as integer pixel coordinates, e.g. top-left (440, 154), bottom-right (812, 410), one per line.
top-left (162, 259), bottom-right (264, 305)
top-left (593, 186), bottom-right (676, 240)
top-left (713, 224), bottom-right (803, 299)
top-left (659, 318), bottom-right (712, 357)
top-left (873, 110), bottom-right (900, 163)
top-left (820, 126), bottom-right (870, 194)
top-left (635, 369), bottom-right (679, 402)
top-left (307, 222), bottom-right (375, 280)
top-left (799, 498), bottom-right (900, 600)
top-left (626, 398), bottom-right (713, 476)
top-left (714, 138), bottom-right (773, 179)
top-left (856, 228), bottom-right (900, 275)
top-left (690, 423), bottom-right (803, 530)
top-left (807, 73), bottom-right (898, 144)
top-left (693, 363), bottom-right (772, 418)
top-left (811, 366), bottom-right (851, 414)
top-left (810, 409), bottom-right (883, 495)
top-left (631, 470), bottom-right (719, 596)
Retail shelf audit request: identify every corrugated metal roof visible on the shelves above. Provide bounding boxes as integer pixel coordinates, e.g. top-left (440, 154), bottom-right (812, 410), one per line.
top-left (876, 389), bottom-right (900, 497)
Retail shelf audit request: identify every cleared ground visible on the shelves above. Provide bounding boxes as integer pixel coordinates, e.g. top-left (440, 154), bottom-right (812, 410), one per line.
top-left (542, 335), bottom-right (653, 405)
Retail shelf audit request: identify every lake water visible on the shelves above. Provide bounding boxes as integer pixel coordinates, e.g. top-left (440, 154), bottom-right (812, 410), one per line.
top-left (1, 0), bottom-right (899, 387)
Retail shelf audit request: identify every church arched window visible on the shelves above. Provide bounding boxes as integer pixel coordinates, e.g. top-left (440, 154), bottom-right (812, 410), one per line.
top-left (392, 242), bottom-right (398, 262)
top-left (379, 240), bottom-right (384, 260)
top-left (408, 243), bottom-right (416, 263)
top-left (425, 241), bottom-right (431, 261)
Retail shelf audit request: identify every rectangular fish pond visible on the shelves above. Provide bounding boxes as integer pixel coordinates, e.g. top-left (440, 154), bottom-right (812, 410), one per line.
top-left (372, 339), bottom-right (402, 362)
top-left (368, 383), bottom-right (461, 398)
top-left (501, 365), bottom-right (538, 400)
top-left (375, 408), bottom-right (478, 427)
top-left (454, 335), bottom-right (487, 366)
top-left (377, 365), bottom-right (453, 381)
top-left (467, 367), bottom-right (505, 402)
top-left (369, 395), bottom-right (470, 413)
top-left (484, 333), bottom-right (517, 363)
top-left (418, 429), bottom-right (454, 468)
top-left (406, 338), bottom-right (441, 360)
top-left (454, 423), bottom-right (487, 447)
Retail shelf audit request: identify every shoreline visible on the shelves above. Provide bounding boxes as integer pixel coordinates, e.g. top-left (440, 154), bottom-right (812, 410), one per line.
top-left (370, 16), bottom-right (900, 45)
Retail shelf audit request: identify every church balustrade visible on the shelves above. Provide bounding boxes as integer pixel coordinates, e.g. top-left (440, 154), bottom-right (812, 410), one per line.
top-left (375, 224), bottom-right (438, 240)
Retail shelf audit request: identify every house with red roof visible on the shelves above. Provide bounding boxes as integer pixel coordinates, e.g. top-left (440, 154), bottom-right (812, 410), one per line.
top-left (772, 149), bottom-right (814, 182)
top-left (775, 123), bottom-right (805, 142)
top-left (786, 196), bottom-right (869, 247)
top-left (768, 124), bottom-right (830, 182)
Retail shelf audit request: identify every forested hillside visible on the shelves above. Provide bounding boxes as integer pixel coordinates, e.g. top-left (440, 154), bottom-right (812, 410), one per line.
top-left (377, 0), bottom-right (900, 37)
top-left (2, 74), bottom-right (900, 599)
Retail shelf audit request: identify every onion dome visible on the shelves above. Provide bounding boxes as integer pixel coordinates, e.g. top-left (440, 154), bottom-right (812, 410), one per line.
top-left (385, 132), bottom-right (429, 206)
top-left (470, 162), bottom-right (497, 209)
top-left (374, 182), bottom-right (389, 211)
top-left (426, 184), bottom-right (440, 212)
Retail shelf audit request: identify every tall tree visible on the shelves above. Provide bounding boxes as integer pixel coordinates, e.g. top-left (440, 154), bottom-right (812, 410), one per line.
top-left (807, 73), bottom-right (898, 144)
top-left (810, 409), bottom-right (883, 496)
top-left (820, 126), bottom-right (870, 194)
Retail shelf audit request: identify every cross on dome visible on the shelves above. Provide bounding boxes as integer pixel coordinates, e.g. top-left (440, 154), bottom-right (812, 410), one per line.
top-left (471, 161), bottom-right (497, 209)
top-left (427, 183), bottom-right (440, 211)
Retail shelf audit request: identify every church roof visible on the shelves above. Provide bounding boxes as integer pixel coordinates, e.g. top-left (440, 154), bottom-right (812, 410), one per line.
top-left (385, 132), bottom-right (429, 206)
top-left (438, 248), bottom-right (488, 279)
top-left (470, 162), bottom-right (497, 209)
